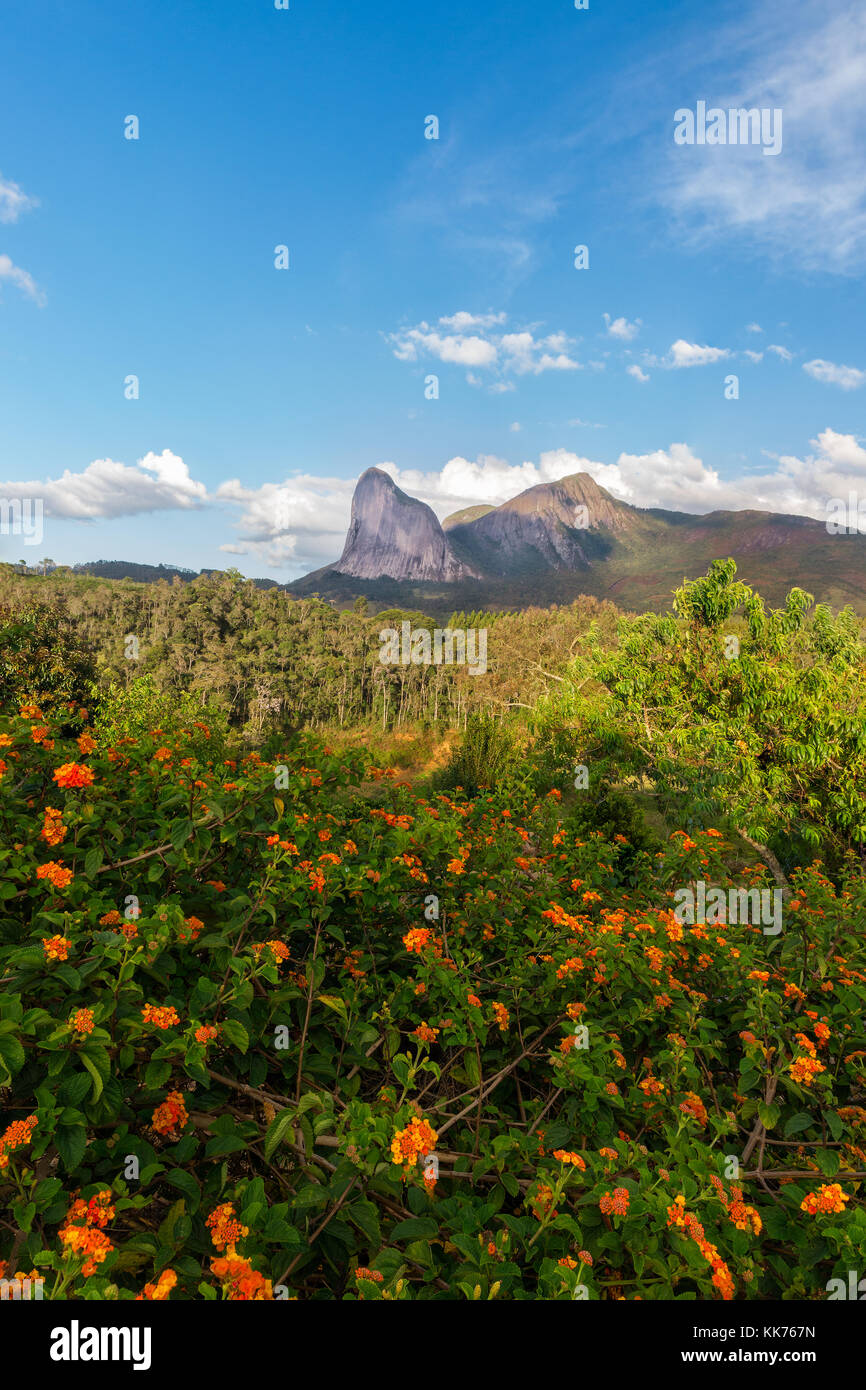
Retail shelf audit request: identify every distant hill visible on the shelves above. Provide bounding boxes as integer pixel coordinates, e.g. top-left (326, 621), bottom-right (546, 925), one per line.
top-left (71, 561), bottom-right (280, 590)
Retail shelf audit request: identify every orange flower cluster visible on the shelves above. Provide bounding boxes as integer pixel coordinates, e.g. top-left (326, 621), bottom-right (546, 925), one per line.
top-left (252, 939), bottom-right (291, 965)
top-left (491, 1001), bottom-right (509, 1032)
top-left (137, 1268), bottom-right (177, 1301)
top-left (77, 732), bottom-right (97, 755)
top-left (355, 1266), bottom-right (384, 1282)
top-left (679, 1091), bottom-right (708, 1127)
top-left (42, 934), bottom-right (71, 961)
top-left (402, 927), bottom-right (442, 957)
top-left (552, 1150), bottom-right (587, 1169)
top-left (210, 1253), bottom-right (274, 1300)
top-left (70, 1008), bottom-right (95, 1035)
top-left (59, 1191), bottom-right (115, 1277)
top-left (207, 1202), bottom-right (249, 1253)
top-left (599, 1187), bottom-right (630, 1216)
top-left (195, 1024), bottom-right (219, 1045)
top-left (178, 915), bottom-right (204, 942)
top-left (52, 762), bottom-right (95, 789)
top-left (36, 861), bottom-right (73, 891)
top-left (639, 1075), bottom-right (665, 1097)
top-left (0, 1114), bottom-right (38, 1169)
top-left (530, 1184), bottom-right (558, 1221)
top-left (41, 806), bottom-right (67, 846)
top-left (151, 1091), bottom-right (189, 1136)
top-left (556, 957), bottom-right (585, 980)
top-left (666, 1194), bottom-right (735, 1299)
top-left (709, 1175), bottom-right (762, 1235)
top-left (411, 1023), bottom-right (439, 1043)
top-left (788, 1055), bottom-right (825, 1085)
top-left (391, 1116), bottom-right (438, 1169)
top-left (141, 1004), bottom-right (180, 1029)
top-left (800, 1183), bottom-right (850, 1215)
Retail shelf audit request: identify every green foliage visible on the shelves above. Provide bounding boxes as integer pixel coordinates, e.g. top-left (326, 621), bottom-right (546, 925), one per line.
top-left (0, 561), bottom-right (863, 1304)
top-left (0, 601), bottom-right (97, 719)
top-left (93, 675), bottom-right (228, 754)
top-left (435, 712), bottom-right (530, 796)
top-left (546, 560), bottom-right (866, 870)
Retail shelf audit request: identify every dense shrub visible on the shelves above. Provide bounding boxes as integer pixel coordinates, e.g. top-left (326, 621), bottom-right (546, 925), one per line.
top-left (1, 698), bottom-right (864, 1301)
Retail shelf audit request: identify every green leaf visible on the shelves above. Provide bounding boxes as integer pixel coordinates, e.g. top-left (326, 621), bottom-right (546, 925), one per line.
top-left (84, 847), bottom-right (104, 879)
top-left (390, 1217), bottom-right (438, 1242)
top-left (80, 1051), bottom-right (104, 1102)
top-left (758, 1101), bottom-right (780, 1130)
top-left (170, 820), bottom-right (194, 853)
top-left (55, 1123), bottom-right (87, 1172)
top-left (0, 1033), bottom-right (25, 1075)
top-left (264, 1109), bottom-right (296, 1163)
top-left (783, 1112), bottom-right (814, 1138)
top-left (219, 1018), bottom-right (249, 1054)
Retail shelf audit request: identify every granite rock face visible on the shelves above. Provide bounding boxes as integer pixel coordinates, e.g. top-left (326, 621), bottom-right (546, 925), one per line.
top-left (446, 472), bottom-right (637, 576)
top-left (335, 468), bottom-right (480, 581)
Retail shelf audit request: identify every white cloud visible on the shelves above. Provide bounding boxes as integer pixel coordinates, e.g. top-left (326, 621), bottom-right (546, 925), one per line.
top-left (215, 473), bottom-right (357, 570)
top-left (0, 174), bottom-right (38, 224)
top-left (668, 339), bottom-right (731, 367)
top-left (551, 429), bottom-right (866, 520)
top-left (604, 313), bottom-right (641, 341)
top-left (803, 358), bottom-right (866, 390)
top-left (746, 323), bottom-right (763, 334)
top-left (509, 421), bottom-right (522, 432)
top-left (627, 364), bottom-right (650, 382)
top-left (0, 450), bottom-right (208, 518)
top-left (657, 3), bottom-right (866, 272)
top-left (438, 310), bottom-right (507, 331)
top-left (387, 311), bottom-right (580, 382)
top-left (768, 344), bottom-right (793, 361)
top-left (0, 253), bottom-right (45, 305)
top-left (744, 349), bottom-right (764, 362)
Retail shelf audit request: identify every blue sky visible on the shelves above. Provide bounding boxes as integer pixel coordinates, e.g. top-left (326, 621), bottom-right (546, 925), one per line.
top-left (1, 0), bottom-right (865, 576)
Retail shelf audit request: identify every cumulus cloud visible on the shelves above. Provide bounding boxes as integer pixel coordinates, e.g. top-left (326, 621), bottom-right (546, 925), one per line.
top-left (0, 174), bottom-right (38, 224)
top-left (667, 339), bottom-right (731, 367)
top-left (540, 430), bottom-right (866, 520)
top-left (744, 349), bottom-right (764, 362)
top-left (215, 473), bottom-right (357, 570)
top-left (604, 313), bottom-right (641, 341)
top-left (803, 358), bottom-right (866, 390)
top-left (0, 450), bottom-right (207, 519)
top-left (627, 364), bottom-right (650, 382)
top-left (0, 253), bottom-right (45, 305)
top-left (746, 323), bottom-right (763, 333)
top-left (768, 344), bottom-right (794, 361)
top-left (386, 310), bottom-right (580, 384)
